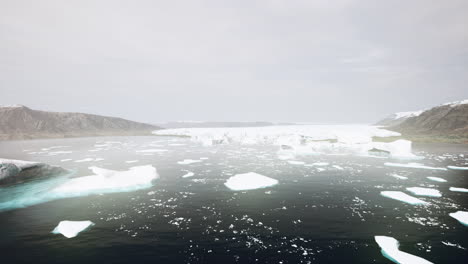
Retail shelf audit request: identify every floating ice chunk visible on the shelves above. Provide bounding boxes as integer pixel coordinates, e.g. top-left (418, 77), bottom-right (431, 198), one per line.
top-left (177, 159), bottom-right (202, 165)
top-left (374, 236), bottom-right (433, 264)
top-left (333, 165), bottom-right (344, 170)
top-left (380, 191), bottom-right (428, 205)
top-left (406, 187), bottom-right (442, 197)
top-left (426, 177), bottom-right (447, 183)
top-left (389, 173), bottom-right (408, 180)
top-left (287, 161), bottom-right (305, 165)
top-left (308, 162), bottom-right (329, 166)
top-left (449, 211), bottom-right (468, 226)
top-left (136, 149), bottom-right (168, 153)
top-left (384, 162), bottom-right (447, 171)
top-left (60, 159), bottom-right (72, 162)
top-left (447, 166), bottom-right (468, 170)
top-left (52, 220), bottom-right (94, 238)
top-left (52, 165), bottom-right (159, 196)
top-left (182, 171), bottom-right (195, 178)
top-left (449, 187), bottom-right (468, 193)
top-left (125, 160), bottom-right (139, 164)
top-left (74, 158), bottom-right (94, 163)
top-left (224, 172), bottom-right (278, 191)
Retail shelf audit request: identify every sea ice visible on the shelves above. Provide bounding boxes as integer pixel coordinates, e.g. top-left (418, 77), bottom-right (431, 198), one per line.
top-left (74, 158), bottom-right (94, 163)
top-left (449, 211), bottom-right (468, 226)
top-left (177, 159), bottom-right (202, 165)
top-left (384, 162), bottom-right (447, 171)
top-left (380, 191), bottom-right (428, 205)
top-left (52, 220), bottom-right (94, 238)
top-left (52, 165), bottom-right (159, 196)
top-left (389, 173), bottom-right (408, 180)
top-left (287, 161), bottom-right (305, 165)
top-left (406, 187), bottom-right (441, 197)
top-left (374, 236), bottom-right (433, 264)
top-left (426, 177), bottom-right (447, 183)
top-left (447, 166), bottom-right (468, 170)
top-left (449, 187), bottom-right (468, 193)
top-left (224, 172), bottom-right (278, 191)
top-left (182, 171), bottom-right (195, 178)
top-left (136, 149), bottom-right (168, 153)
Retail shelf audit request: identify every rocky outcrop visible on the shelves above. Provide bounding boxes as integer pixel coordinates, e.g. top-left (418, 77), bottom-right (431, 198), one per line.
top-left (0, 158), bottom-right (69, 185)
top-left (0, 105), bottom-right (160, 140)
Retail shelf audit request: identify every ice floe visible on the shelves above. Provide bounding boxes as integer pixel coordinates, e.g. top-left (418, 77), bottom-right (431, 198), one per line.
top-left (380, 191), bottom-right (428, 205)
top-left (384, 162), bottom-right (447, 171)
top-left (287, 161), bottom-right (305, 165)
top-left (406, 187), bottom-right (441, 197)
top-left (52, 220), bottom-right (94, 238)
top-left (224, 172), bottom-right (278, 191)
top-left (182, 171), bottom-right (195, 178)
top-left (177, 159), bottom-right (202, 165)
top-left (449, 187), bottom-right (468, 193)
top-left (389, 173), bottom-right (408, 180)
top-left (426, 177), bottom-right (447, 183)
top-left (374, 236), bottom-right (433, 264)
top-left (136, 149), bottom-right (168, 153)
top-left (52, 165), bottom-right (159, 196)
top-left (447, 166), bottom-right (468, 170)
top-left (449, 211), bottom-right (468, 226)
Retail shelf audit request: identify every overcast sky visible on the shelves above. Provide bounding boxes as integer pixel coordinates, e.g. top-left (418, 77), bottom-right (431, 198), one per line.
top-left (1, 0), bottom-right (467, 124)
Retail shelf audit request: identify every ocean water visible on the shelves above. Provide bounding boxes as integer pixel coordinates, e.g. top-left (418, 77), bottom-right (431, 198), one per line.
top-left (0, 135), bottom-right (467, 263)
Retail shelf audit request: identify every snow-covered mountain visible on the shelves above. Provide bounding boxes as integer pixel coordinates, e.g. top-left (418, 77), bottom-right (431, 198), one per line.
top-left (0, 105), bottom-right (160, 140)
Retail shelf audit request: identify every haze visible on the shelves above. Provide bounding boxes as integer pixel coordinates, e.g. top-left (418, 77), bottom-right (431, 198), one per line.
top-left (1, 0), bottom-right (467, 123)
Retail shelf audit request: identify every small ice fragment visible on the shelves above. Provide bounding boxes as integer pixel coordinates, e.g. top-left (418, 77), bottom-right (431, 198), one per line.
top-left (406, 187), bottom-right (442, 197)
top-left (182, 171), bottom-right (195, 178)
top-left (287, 161), bottom-right (305, 165)
top-left (74, 158), bottom-right (94, 163)
top-left (380, 191), bottom-right (429, 205)
top-left (224, 172), bottom-right (278, 191)
top-left (60, 159), bottom-right (72, 162)
top-left (374, 236), bottom-right (433, 264)
top-left (136, 149), bottom-right (168, 153)
top-left (449, 211), bottom-right (468, 226)
top-left (52, 220), bottom-right (94, 238)
top-left (125, 160), bottom-right (139, 164)
top-left (389, 173), bottom-right (408, 180)
top-left (177, 159), bottom-right (202, 165)
top-left (447, 166), bottom-right (468, 170)
top-left (449, 187), bottom-right (468, 193)
top-left (426, 177), bottom-right (447, 183)
top-left (384, 162), bottom-right (447, 171)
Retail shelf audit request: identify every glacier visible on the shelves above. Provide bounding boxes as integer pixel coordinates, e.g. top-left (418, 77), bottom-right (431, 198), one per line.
top-left (374, 236), bottom-right (433, 264)
top-left (52, 220), bottom-right (94, 238)
top-left (224, 172), bottom-right (278, 191)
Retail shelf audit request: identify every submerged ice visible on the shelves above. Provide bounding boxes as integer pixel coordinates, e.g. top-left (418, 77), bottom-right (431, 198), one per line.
top-left (52, 220), bottom-right (94, 238)
top-left (374, 236), bottom-right (433, 264)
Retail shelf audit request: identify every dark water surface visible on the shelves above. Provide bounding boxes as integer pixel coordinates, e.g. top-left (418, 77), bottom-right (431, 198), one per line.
top-left (0, 136), bottom-right (467, 263)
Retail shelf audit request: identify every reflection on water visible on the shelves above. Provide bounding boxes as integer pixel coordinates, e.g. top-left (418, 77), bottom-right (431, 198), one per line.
top-left (0, 136), bottom-right (467, 263)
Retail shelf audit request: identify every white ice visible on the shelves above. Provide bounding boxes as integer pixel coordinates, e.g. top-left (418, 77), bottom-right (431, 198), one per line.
top-left (136, 149), bottom-right (168, 153)
top-left (384, 162), bottom-right (447, 171)
top-left (224, 172), bottom-right (278, 191)
top-left (449, 211), bottom-right (468, 226)
top-left (447, 166), bottom-right (468, 170)
top-left (449, 187), bottom-right (468, 193)
top-left (389, 173), bottom-right (408, 180)
top-left (52, 165), bottom-right (159, 196)
top-left (374, 236), bottom-right (433, 264)
top-left (52, 220), bottom-right (94, 238)
top-left (177, 159), bottom-right (202, 165)
top-left (125, 160), bottom-right (139, 164)
top-left (380, 191), bottom-right (428, 205)
top-left (287, 160), bottom-right (305, 165)
top-left (406, 187), bottom-right (441, 197)
top-left (182, 171), bottom-right (195, 178)
top-left (426, 177), bottom-right (447, 183)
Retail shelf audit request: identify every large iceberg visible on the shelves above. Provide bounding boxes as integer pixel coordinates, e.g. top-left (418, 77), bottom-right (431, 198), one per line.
top-left (153, 125), bottom-right (417, 158)
top-left (380, 191), bottom-right (428, 205)
top-left (224, 172), bottom-right (278, 191)
top-left (52, 220), bottom-right (94, 238)
top-left (374, 236), bottom-right (433, 264)
top-left (406, 187), bottom-right (441, 197)
top-left (449, 211), bottom-right (468, 226)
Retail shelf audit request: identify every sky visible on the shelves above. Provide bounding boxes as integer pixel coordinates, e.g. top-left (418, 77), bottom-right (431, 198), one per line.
top-left (1, 0), bottom-right (467, 124)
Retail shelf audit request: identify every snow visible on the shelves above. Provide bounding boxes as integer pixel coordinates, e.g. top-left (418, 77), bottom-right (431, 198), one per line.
top-left (177, 159), bottom-right (202, 165)
top-left (394, 111), bottom-right (424, 119)
top-left (447, 166), bottom-right (468, 170)
top-left (374, 236), bottom-right (433, 264)
top-left (384, 162), bottom-right (447, 171)
top-left (449, 187), bottom-right (468, 193)
top-left (182, 171), bottom-right (195, 178)
top-left (380, 191), bottom-right (429, 205)
top-left (426, 177), bottom-right (447, 183)
top-left (52, 220), bottom-right (94, 238)
top-left (153, 125), bottom-right (419, 158)
top-left (442, 99), bottom-right (468, 107)
top-left (224, 172), bottom-right (278, 191)
top-left (406, 187), bottom-right (441, 197)
top-left (449, 211), bottom-right (468, 226)
top-left (51, 165), bottom-right (159, 196)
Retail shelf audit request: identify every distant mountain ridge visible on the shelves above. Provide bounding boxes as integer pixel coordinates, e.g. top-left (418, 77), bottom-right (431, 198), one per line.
top-left (376, 100), bottom-right (468, 142)
top-left (0, 105), bottom-right (159, 140)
